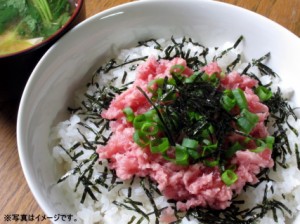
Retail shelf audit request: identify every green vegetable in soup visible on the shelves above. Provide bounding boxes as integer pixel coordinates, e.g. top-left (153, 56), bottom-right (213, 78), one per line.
top-left (0, 0), bottom-right (72, 55)
top-left (1, 2), bottom-right (16, 33)
top-left (27, 0), bottom-right (71, 37)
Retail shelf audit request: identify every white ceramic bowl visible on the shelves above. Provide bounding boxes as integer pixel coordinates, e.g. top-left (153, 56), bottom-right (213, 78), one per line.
top-left (17, 0), bottom-right (300, 223)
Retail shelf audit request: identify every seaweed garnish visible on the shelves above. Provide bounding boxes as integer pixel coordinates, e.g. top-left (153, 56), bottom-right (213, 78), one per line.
top-left (113, 177), bottom-right (166, 224)
top-left (113, 199), bottom-right (150, 222)
top-left (137, 36), bottom-right (212, 71)
top-left (56, 60), bottom-right (134, 203)
top-left (161, 36), bottom-right (208, 70)
top-left (122, 71), bottom-right (128, 84)
top-left (57, 144), bottom-right (83, 163)
top-left (138, 39), bottom-right (162, 50)
top-left (127, 175), bottom-right (136, 198)
top-left (226, 54), bottom-right (241, 73)
top-left (102, 56), bottom-right (148, 73)
top-left (170, 182), bottom-right (291, 224)
top-left (243, 168), bottom-right (272, 191)
top-left (57, 152), bottom-right (102, 203)
top-left (295, 144), bottom-right (300, 170)
top-left (242, 184), bottom-right (292, 222)
top-left (127, 216), bottom-right (144, 224)
top-left (241, 53), bottom-right (278, 81)
top-left (140, 178), bottom-right (163, 224)
top-left (213, 35), bottom-right (243, 61)
top-left (263, 87), bottom-right (299, 170)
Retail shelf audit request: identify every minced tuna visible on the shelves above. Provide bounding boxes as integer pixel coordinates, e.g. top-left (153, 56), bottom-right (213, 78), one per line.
top-left (97, 57), bottom-right (274, 211)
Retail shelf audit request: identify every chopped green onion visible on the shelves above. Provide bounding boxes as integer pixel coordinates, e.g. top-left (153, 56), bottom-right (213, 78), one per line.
top-left (184, 71), bottom-right (201, 83)
top-left (175, 144), bottom-right (189, 165)
top-left (206, 73), bottom-right (220, 86)
top-left (203, 142), bottom-right (218, 151)
top-left (133, 131), bottom-right (150, 147)
top-left (187, 149), bottom-right (201, 159)
top-left (221, 169), bottom-right (238, 186)
top-left (232, 88), bottom-right (248, 109)
top-left (237, 109), bottom-right (259, 134)
top-left (265, 136), bottom-right (275, 149)
top-left (188, 111), bottom-right (203, 121)
top-left (255, 86), bottom-right (273, 101)
top-left (204, 159), bottom-right (219, 167)
top-left (250, 146), bottom-right (265, 153)
top-left (147, 78), bottom-right (165, 93)
top-left (162, 153), bottom-right (175, 163)
top-left (221, 90), bottom-right (236, 112)
top-left (201, 73), bottom-right (210, 82)
top-left (147, 77), bottom-right (178, 102)
top-left (182, 138), bottom-right (198, 149)
top-left (200, 73), bottom-right (220, 86)
top-left (144, 109), bottom-right (157, 120)
top-left (150, 138), bottom-right (169, 153)
top-left (123, 107), bottom-right (135, 122)
top-left (201, 125), bottom-right (214, 139)
top-left (225, 142), bottom-right (243, 158)
top-left (160, 88), bottom-right (177, 103)
top-left (147, 78), bottom-right (165, 101)
top-left (133, 114), bottom-right (147, 129)
top-left (166, 78), bottom-right (176, 86)
top-left (202, 139), bottom-right (212, 146)
top-left (155, 88), bottom-right (163, 100)
top-left (170, 64), bottom-right (185, 76)
top-left (141, 122), bottom-right (158, 136)
top-left (202, 139), bottom-right (217, 152)
top-left (251, 136), bottom-right (275, 153)
top-left (144, 109), bottom-right (156, 120)
top-left (200, 140), bottom-right (218, 166)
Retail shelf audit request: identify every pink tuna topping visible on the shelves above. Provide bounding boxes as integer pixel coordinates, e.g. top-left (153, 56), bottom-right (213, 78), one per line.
top-left (97, 58), bottom-right (274, 211)
top-left (202, 61), bottom-right (222, 75)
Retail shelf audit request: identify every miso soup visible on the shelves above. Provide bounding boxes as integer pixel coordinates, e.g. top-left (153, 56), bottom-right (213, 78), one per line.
top-left (0, 0), bottom-right (74, 56)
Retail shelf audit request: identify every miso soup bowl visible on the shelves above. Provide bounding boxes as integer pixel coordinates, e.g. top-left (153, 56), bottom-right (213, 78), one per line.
top-left (0, 0), bottom-right (84, 101)
top-left (17, 0), bottom-right (300, 223)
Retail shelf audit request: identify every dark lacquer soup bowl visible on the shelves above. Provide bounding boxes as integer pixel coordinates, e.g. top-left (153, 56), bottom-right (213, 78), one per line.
top-left (0, 0), bottom-right (84, 101)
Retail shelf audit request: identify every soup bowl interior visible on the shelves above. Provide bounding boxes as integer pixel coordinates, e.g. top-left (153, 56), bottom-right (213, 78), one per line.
top-left (17, 0), bottom-right (300, 221)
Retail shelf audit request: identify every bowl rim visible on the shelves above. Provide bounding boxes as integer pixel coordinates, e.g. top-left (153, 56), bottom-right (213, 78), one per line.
top-left (0, 0), bottom-right (84, 59)
top-left (17, 0), bottom-right (300, 220)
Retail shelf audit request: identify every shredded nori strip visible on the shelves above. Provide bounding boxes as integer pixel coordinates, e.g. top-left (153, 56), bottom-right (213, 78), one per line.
top-left (296, 144), bottom-right (300, 170)
top-left (113, 199), bottom-right (150, 222)
top-left (226, 54), bottom-right (241, 72)
top-left (58, 144), bottom-right (84, 162)
top-left (137, 38), bottom-right (162, 50)
top-left (102, 56), bottom-right (148, 73)
top-left (140, 178), bottom-right (161, 224)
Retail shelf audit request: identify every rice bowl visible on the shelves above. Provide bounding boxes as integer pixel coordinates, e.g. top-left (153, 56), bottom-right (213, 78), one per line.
top-left (17, 0), bottom-right (300, 224)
